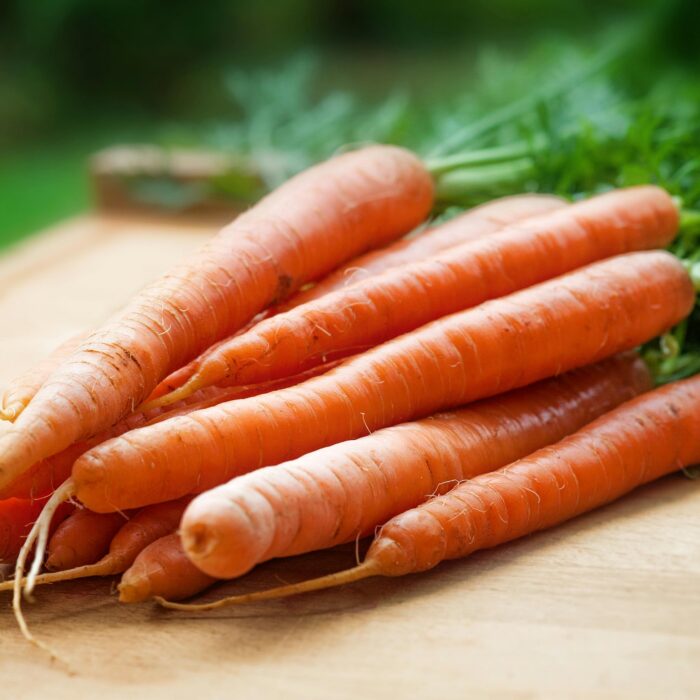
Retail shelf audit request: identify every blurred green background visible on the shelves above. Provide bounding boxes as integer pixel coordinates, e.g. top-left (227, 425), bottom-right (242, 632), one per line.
top-left (1, 0), bottom-right (698, 248)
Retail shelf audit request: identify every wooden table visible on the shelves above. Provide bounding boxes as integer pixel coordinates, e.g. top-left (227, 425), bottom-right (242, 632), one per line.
top-left (2, 214), bottom-right (699, 699)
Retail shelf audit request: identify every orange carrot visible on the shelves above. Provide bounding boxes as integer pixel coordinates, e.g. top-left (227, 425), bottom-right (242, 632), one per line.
top-left (45, 509), bottom-right (126, 571)
top-left (0, 360), bottom-right (348, 502)
top-left (273, 193), bottom-right (567, 311)
top-left (0, 498), bottom-right (189, 591)
top-left (179, 353), bottom-right (650, 579)
top-left (148, 186), bottom-right (678, 406)
top-left (57, 251), bottom-right (692, 515)
top-left (0, 499), bottom-right (72, 563)
top-left (147, 194), bottom-right (566, 400)
top-left (0, 332), bottom-right (88, 422)
top-left (118, 534), bottom-right (216, 603)
top-left (0, 145), bottom-right (433, 490)
top-left (161, 373), bottom-right (700, 610)
top-left (0, 384), bottom-right (241, 500)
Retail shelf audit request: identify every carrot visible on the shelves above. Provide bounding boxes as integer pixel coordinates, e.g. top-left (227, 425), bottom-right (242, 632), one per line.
top-left (146, 194), bottom-right (567, 402)
top-left (51, 250), bottom-right (693, 516)
top-left (147, 186), bottom-right (679, 406)
top-left (0, 359), bottom-right (348, 501)
top-left (160, 373), bottom-right (700, 610)
top-left (0, 145), bottom-right (433, 490)
top-left (44, 509), bottom-right (126, 571)
top-left (179, 353), bottom-right (651, 579)
top-left (118, 534), bottom-right (216, 603)
top-left (0, 499), bottom-right (72, 563)
top-left (0, 332), bottom-right (88, 422)
top-left (272, 193), bottom-right (567, 312)
top-left (0, 498), bottom-right (189, 591)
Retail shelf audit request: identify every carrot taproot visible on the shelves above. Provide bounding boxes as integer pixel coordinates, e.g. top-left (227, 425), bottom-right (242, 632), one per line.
top-left (0, 498), bottom-right (189, 591)
top-left (0, 360), bottom-right (348, 502)
top-left (146, 194), bottom-right (567, 402)
top-left (54, 250), bottom-right (693, 516)
top-left (179, 353), bottom-right (650, 579)
top-left (0, 332), bottom-right (89, 422)
top-left (147, 185), bottom-right (679, 407)
top-left (44, 509), bottom-right (126, 571)
top-left (0, 145), bottom-right (433, 490)
top-left (0, 383), bottom-right (239, 500)
top-left (118, 534), bottom-right (216, 603)
top-left (0, 499), bottom-right (72, 563)
top-left (161, 373), bottom-right (700, 610)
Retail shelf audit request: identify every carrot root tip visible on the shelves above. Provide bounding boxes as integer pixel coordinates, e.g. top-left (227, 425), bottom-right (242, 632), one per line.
top-left (156, 560), bottom-right (380, 612)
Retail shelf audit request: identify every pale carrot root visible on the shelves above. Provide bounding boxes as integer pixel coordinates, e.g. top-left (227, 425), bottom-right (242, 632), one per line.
top-left (155, 562), bottom-right (379, 611)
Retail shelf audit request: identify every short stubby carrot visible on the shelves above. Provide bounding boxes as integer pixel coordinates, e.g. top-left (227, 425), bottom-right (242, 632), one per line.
top-left (0, 145), bottom-right (433, 490)
top-left (67, 250), bottom-right (693, 513)
top-left (273, 193), bottom-right (568, 312)
top-left (180, 353), bottom-right (651, 579)
top-left (45, 509), bottom-right (126, 571)
top-left (152, 185), bottom-right (679, 403)
top-left (118, 534), bottom-right (216, 603)
top-left (145, 194), bottom-right (567, 403)
top-left (0, 498), bottom-right (189, 591)
top-left (0, 332), bottom-right (88, 422)
top-left (160, 373), bottom-right (700, 610)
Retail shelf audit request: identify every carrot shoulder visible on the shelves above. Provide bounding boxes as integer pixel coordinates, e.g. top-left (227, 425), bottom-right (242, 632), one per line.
top-left (180, 353), bottom-right (650, 579)
top-left (162, 372), bottom-right (700, 610)
top-left (0, 145), bottom-right (433, 490)
top-left (153, 185), bottom-right (678, 403)
top-left (69, 250), bottom-right (692, 513)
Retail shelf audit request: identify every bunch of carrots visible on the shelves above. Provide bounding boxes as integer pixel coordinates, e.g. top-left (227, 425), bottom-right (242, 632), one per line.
top-left (1, 144), bottom-right (699, 643)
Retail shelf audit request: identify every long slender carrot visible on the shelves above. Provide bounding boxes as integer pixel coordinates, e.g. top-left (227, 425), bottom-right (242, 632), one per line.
top-left (0, 332), bottom-right (89, 422)
top-left (148, 194), bottom-right (568, 400)
top-left (53, 251), bottom-right (693, 515)
top-left (0, 498), bottom-right (189, 591)
top-left (44, 510), bottom-right (126, 571)
top-left (0, 383), bottom-right (240, 500)
top-left (118, 534), bottom-right (216, 603)
top-left (147, 186), bottom-right (678, 406)
top-left (160, 373), bottom-right (700, 610)
top-left (0, 145), bottom-right (433, 490)
top-left (0, 499), bottom-right (72, 563)
top-left (0, 359), bottom-right (348, 502)
top-left (179, 353), bottom-right (650, 579)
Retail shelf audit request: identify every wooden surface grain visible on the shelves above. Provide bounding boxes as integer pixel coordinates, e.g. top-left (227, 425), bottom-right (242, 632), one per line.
top-left (1, 214), bottom-right (699, 699)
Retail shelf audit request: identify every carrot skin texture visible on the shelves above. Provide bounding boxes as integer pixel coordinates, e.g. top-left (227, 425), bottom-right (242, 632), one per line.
top-left (71, 251), bottom-right (693, 513)
top-left (118, 533), bottom-right (216, 603)
top-left (146, 195), bottom-right (566, 402)
top-left (0, 146), bottom-right (433, 488)
top-left (274, 193), bottom-right (568, 312)
top-left (45, 509), bottom-right (125, 571)
top-left (0, 332), bottom-right (89, 421)
top-left (182, 353), bottom-right (651, 578)
top-left (179, 186), bottom-right (679, 391)
top-left (0, 362), bottom-right (345, 500)
top-left (367, 374), bottom-right (700, 577)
